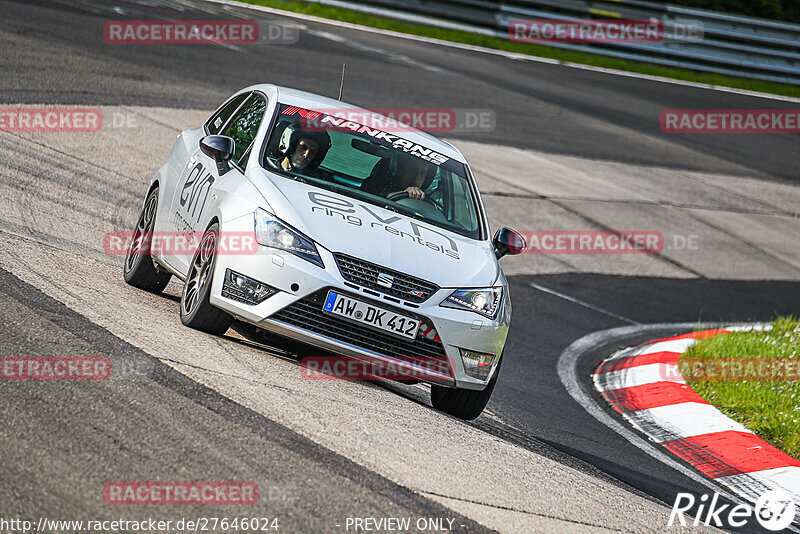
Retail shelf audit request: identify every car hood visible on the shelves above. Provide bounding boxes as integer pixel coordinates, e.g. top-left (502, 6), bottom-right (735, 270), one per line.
top-left (250, 169), bottom-right (499, 288)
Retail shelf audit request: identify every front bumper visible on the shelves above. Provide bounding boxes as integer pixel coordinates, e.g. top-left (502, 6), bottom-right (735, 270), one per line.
top-left (209, 219), bottom-right (510, 390)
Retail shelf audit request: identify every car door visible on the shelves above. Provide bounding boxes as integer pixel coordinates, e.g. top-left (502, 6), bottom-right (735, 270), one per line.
top-left (157, 92), bottom-right (250, 274)
top-left (167, 92), bottom-right (268, 277)
top-left (158, 92), bottom-right (249, 233)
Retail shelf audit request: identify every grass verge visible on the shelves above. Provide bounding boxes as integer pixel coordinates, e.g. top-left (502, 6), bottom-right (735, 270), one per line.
top-left (681, 317), bottom-right (800, 459)
top-left (235, 0), bottom-right (800, 98)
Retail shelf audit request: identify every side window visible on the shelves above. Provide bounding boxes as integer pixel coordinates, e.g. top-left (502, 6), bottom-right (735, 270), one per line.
top-left (220, 94), bottom-right (268, 167)
top-left (449, 173), bottom-right (479, 232)
top-left (206, 93), bottom-right (249, 135)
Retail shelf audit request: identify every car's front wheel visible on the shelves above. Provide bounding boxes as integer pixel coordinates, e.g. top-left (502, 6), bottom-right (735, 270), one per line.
top-left (124, 187), bottom-right (172, 292)
top-left (180, 222), bottom-right (233, 335)
top-left (431, 355), bottom-right (503, 420)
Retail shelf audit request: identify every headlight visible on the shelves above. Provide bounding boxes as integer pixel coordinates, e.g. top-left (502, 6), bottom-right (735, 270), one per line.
top-left (441, 287), bottom-right (502, 319)
top-left (254, 209), bottom-right (323, 268)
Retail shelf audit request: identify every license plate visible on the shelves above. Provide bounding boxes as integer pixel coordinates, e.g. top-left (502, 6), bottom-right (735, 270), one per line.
top-left (323, 291), bottom-right (420, 340)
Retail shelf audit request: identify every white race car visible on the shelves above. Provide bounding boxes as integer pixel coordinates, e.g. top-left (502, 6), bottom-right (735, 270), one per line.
top-left (124, 85), bottom-right (525, 420)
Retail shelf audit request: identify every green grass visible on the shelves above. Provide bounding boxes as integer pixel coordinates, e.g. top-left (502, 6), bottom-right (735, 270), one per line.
top-left (681, 317), bottom-right (800, 459)
top-left (240, 0), bottom-right (800, 98)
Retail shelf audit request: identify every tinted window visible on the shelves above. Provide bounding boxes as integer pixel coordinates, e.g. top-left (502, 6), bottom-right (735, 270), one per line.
top-left (207, 92), bottom-right (249, 135)
top-left (220, 94), bottom-right (267, 166)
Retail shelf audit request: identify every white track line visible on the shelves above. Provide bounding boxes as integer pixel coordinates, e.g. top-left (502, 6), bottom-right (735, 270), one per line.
top-left (528, 282), bottom-right (641, 325)
top-left (202, 0), bottom-right (800, 103)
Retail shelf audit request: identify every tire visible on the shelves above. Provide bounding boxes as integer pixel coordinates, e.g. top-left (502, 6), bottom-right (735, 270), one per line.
top-left (179, 223), bottom-right (233, 335)
top-left (124, 187), bottom-right (172, 293)
top-left (431, 355), bottom-right (503, 421)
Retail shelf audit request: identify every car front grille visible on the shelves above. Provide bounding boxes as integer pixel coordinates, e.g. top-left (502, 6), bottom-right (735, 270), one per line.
top-left (333, 253), bottom-right (439, 303)
top-left (270, 289), bottom-right (449, 372)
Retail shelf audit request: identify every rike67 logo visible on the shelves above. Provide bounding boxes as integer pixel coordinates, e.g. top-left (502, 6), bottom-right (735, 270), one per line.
top-left (669, 491), bottom-right (797, 531)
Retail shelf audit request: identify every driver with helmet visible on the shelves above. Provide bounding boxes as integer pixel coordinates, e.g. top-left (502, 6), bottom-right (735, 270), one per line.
top-left (277, 123), bottom-right (332, 176)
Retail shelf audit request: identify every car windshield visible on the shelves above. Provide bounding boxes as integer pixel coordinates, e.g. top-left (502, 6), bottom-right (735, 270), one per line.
top-left (261, 104), bottom-right (482, 240)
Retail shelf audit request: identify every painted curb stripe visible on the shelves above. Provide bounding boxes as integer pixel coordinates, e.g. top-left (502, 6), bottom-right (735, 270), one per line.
top-left (719, 467), bottom-right (800, 502)
top-left (594, 327), bottom-right (800, 507)
top-left (625, 402), bottom-right (752, 442)
top-left (594, 350), bottom-right (680, 375)
top-left (595, 362), bottom-right (685, 392)
top-left (663, 431), bottom-right (800, 478)
top-left (646, 329), bottom-right (730, 344)
top-left (602, 381), bottom-right (709, 413)
top-left (637, 337), bottom-right (703, 355)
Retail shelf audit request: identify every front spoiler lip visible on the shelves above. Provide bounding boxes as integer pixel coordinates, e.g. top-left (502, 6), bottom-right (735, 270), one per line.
top-left (259, 317), bottom-right (457, 387)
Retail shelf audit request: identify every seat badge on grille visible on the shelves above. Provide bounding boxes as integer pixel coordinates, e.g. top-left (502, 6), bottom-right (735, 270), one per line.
top-left (376, 273), bottom-right (394, 289)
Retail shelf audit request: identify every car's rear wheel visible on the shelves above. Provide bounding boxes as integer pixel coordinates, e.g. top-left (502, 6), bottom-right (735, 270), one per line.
top-left (124, 187), bottom-right (172, 292)
top-left (431, 355), bottom-right (503, 420)
top-left (180, 222), bottom-right (233, 335)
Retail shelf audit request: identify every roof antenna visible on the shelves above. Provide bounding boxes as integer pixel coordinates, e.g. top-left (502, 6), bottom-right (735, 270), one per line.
top-left (338, 63), bottom-right (346, 101)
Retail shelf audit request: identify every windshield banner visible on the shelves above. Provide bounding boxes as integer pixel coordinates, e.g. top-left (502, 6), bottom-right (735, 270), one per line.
top-left (280, 105), bottom-right (453, 166)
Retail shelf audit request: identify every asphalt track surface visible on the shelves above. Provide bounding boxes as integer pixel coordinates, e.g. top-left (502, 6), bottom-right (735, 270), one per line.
top-left (3, 0), bottom-right (799, 183)
top-left (1, 0), bottom-right (799, 532)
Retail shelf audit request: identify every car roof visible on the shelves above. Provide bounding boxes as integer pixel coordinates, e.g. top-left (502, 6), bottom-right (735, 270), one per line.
top-left (241, 84), bottom-right (467, 164)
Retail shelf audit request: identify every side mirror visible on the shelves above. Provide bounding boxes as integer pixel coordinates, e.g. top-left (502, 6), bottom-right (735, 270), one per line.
top-left (493, 227), bottom-right (526, 259)
top-left (200, 135), bottom-right (235, 174)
